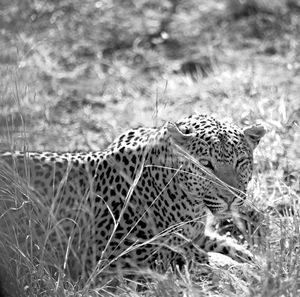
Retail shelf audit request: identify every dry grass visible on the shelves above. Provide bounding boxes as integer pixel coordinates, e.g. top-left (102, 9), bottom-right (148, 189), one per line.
top-left (0, 0), bottom-right (299, 296)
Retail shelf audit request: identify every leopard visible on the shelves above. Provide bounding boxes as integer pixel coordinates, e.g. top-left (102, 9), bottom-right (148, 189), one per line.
top-left (0, 114), bottom-right (266, 280)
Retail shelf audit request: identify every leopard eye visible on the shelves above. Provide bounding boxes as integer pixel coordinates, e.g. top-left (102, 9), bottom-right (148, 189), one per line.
top-left (199, 159), bottom-right (214, 170)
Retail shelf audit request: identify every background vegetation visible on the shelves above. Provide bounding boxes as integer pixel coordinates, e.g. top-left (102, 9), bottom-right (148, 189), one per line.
top-left (0, 0), bottom-right (299, 296)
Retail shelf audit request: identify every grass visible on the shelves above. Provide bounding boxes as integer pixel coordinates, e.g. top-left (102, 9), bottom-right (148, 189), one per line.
top-left (0, 0), bottom-right (299, 296)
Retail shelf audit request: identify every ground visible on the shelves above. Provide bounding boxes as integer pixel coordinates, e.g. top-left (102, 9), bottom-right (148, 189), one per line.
top-left (0, 0), bottom-right (299, 296)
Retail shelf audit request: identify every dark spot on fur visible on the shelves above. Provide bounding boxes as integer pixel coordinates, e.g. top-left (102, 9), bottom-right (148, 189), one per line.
top-left (103, 186), bottom-right (108, 195)
top-left (110, 189), bottom-right (116, 196)
top-left (121, 189), bottom-right (127, 197)
top-left (122, 156), bottom-right (129, 165)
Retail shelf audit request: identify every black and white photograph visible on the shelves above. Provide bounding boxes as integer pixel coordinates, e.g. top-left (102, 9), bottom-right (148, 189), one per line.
top-left (0, 0), bottom-right (299, 296)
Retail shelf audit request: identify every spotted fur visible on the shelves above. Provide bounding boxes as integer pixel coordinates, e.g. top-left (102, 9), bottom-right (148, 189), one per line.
top-left (1, 114), bottom-right (265, 278)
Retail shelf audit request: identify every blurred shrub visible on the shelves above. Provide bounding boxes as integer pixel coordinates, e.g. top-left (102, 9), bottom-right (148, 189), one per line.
top-left (1, 0), bottom-right (187, 51)
top-left (226, 0), bottom-right (299, 17)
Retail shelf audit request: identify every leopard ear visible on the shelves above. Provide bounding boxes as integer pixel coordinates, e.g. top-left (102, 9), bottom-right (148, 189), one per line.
top-left (166, 122), bottom-right (193, 145)
top-left (243, 124), bottom-right (266, 150)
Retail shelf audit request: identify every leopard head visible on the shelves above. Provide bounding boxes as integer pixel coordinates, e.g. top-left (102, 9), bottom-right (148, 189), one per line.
top-left (167, 114), bottom-right (265, 214)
